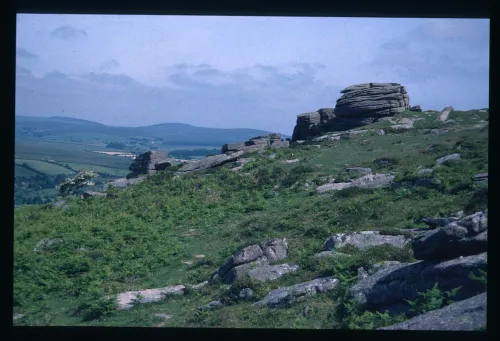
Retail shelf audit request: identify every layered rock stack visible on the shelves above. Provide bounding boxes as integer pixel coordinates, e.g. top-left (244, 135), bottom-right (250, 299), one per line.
top-left (127, 151), bottom-right (172, 178)
top-left (292, 83), bottom-right (411, 141)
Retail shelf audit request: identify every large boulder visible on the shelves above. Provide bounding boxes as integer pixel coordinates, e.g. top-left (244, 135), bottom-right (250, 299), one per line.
top-left (412, 210), bottom-right (487, 261)
top-left (378, 292), bottom-right (486, 331)
top-left (213, 238), bottom-right (290, 284)
top-left (291, 83), bottom-right (410, 141)
top-left (348, 252), bottom-right (487, 315)
top-left (128, 151), bottom-right (172, 178)
top-left (252, 277), bottom-right (339, 309)
top-left (324, 231), bottom-right (410, 251)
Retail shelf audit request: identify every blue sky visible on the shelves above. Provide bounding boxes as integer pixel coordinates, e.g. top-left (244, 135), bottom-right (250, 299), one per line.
top-left (15, 14), bottom-right (489, 134)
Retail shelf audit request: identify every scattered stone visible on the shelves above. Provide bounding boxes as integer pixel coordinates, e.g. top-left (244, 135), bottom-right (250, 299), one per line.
top-left (436, 153), bottom-right (461, 165)
top-left (416, 168), bottom-right (433, 175)
top-left (198, 300), bottom-right (224, 311)
top-left (412, 210), bottom-right (487, 261)
top-left (346, 167), bottom-right (373, 175)
top-left (324, 231), bottom-right (410, 251)
top-left (409, 105), bottom-right (422, 112)
top-left (313, 251), bottom-right (353, 259)
top-left (51, 200), bottom-right (68, 209)
top-left (349, 173), bottom-right (395, 189)
top-left (474, 173), bottom-right (488, 184)
top-left (437, 106), bottom-right (454, 122)
top-left (114, 285), bottom-right (186, 310)
top-left (191, 281), bottom-right (208, 290)
top-left (216, 238), bottom-right (289, 284)
top-left (238, 288), bottom-right (254, 300)
top-left (316, 182), bottom-right (352, 193)
top-left (13, 313), bottom-right (24, 321)
top-left (378, 293), bottom-right (486, 331)
top-left (348, 252), bottom-right (487, 315)
top-left (253, 277), bottom-right (339, 309)
top-left (429, 129), bottom-right (450, 135)
top-left (376, 129), bottom-right (386, 135)
top-left (247, 263), bottom-right (300, 282)
top-left (33, 238), bottom-right (63, 252)
top-left (81, 191), bottom-right (107, 199)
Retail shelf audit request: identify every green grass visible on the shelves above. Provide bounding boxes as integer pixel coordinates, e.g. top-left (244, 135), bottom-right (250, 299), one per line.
top-left (15, 159), bottom-right (75, 175)
top-left (15, 165), bottom-right (38, 177)
top-left (13, 110), bottom-right (488, 328)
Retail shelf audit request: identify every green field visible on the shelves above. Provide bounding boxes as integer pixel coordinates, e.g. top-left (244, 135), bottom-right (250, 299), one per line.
top-left (15, 141), bottom-right (133, 170)
top-left (13, 109), bottom-right (488, 328)
top-left (14, 165), bottom-right (38, 177)
top-left (15, 159), bottom-right (75, 175)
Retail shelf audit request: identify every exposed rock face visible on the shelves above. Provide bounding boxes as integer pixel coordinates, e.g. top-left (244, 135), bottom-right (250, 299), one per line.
top-left (412, 210), bottom-right (487, 261)
top-left (253, 277), bottom-right (339, 309)
top-left (316, 173), bottom-right (395, 193)
top-left (176, 151), bottom-right (245, 174)
top-left (114, 285), bottom-right (186, 310)
top-left (437, 106), bottom-right (454, 122)
top-left (291, 83), bottom-right (410, 141)
top-left (128, 151), bottom-right (172, 178)
top-left (348, 252), bottom-right (487, 315)
top-left (214, 239), bottom-right (290, 284)
top-left (247, 263), bottom-right (299, 282)
top-left (324, 231), bottom-right (410, 251)
top-left (378, 292), bottom-right (486, 331)
top-left (436, 153), bottom-right (461, 165)
top-left (222, 134), bottom-right (288, 155)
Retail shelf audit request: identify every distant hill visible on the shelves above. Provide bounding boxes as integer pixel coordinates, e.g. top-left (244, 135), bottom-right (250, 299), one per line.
top-left (15, 115), bottom-right (289, 146)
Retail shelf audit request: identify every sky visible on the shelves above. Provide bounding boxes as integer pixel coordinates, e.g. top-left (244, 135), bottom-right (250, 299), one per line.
top-left (15, 14), bottom-right (489, 135)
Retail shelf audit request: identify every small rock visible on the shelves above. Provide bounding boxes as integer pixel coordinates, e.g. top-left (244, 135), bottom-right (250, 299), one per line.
top-left (429, 129), bottom-right (450, 135)
top-left (114, 285), bottom-right (186, 310)
top-left (284, 159), bottom-right (300, 164)
top-left (410, 105), bottom-right (422, 112)
top-left (442, 119), bottom-right (456, 125)
top-left (437, 106), bottom-right (454, 122)
top-left (198, 300), bottom-right (224, 311)
top-left (268, 153), bottom-right (277, 159)
top-left (416, 168), bottom-right (434, 175)
top-left (238, 288), bottom-right (254, 299)
top-left (436, 153), bottom-right (461, 165)
top-left (302, 304), bottom-right (311, 317)
top-left (191, 281), bottom-right (208, 290)
top-left (376, 129), bottom-right (386, 135)
top-left (13, 313), bottom-right (24, 321)
top-left (33, 238), bottom-right (64, 252)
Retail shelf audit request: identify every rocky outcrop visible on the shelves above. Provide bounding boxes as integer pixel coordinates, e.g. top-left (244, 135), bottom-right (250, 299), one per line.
top-left (176, 151), bottom-right (245, 174)
top-left (253, 277), bottom-right (339, 309)
top-left (409, 105), bottom-right (422, 112)
top-left (437, 106), bottom-right (454, 122)
top-left (316, 173), bottom-right (395, 193)
top-left (436, 153), bottom-right (461, 165)
top-left (291, 83), bottom-right (410, 141)
top-left (474, 173), bottom-right (488, 184)
top-left (127, 151), bottom-right (172, 178)
top-left (247, 263), bottom-right (299, 282)
top-left (412, 210), bottom-right (487, 261)
top-left (222, 134), bottom-right (288, 155)
top-left (81, 191), bottom-right (107, 199)
top-left (212, 239), bottom-right (290, 284)
top-left (112, 285), bottom-right (186, 310)
top-left (349, 252), bottom-right (487, 315)
top-left (378, 292), bottom-right (486, 331)
top-left (324, 231), bottom-right (410, 251)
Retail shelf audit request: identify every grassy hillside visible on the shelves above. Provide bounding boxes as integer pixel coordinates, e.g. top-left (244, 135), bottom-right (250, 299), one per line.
top-left (13, 109), bottom-right (488, 328)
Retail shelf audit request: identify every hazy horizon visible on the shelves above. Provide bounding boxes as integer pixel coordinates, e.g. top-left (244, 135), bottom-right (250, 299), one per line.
top-left (16, 15), bottom-right (489, 135)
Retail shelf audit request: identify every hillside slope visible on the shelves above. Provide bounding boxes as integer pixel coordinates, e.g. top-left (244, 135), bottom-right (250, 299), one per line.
top-left (13, 109), bottom-right (488, 329)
